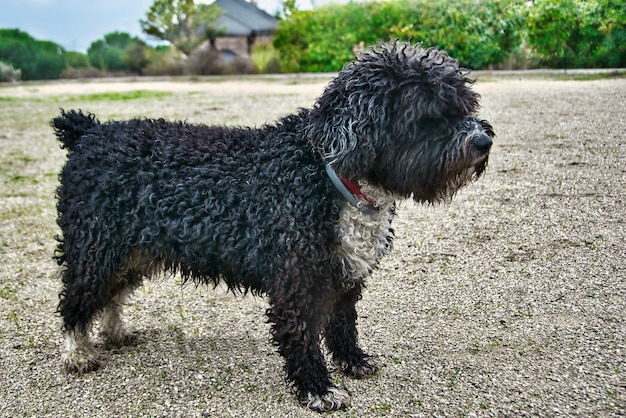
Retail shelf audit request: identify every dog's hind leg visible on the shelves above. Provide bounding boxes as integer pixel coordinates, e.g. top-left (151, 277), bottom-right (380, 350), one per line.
top-left (325, 286), bottom-right (378, 379)
top-left (58, 240), bottom-right (144, 372)
top-left (60, 266), bottom-right (143, 371)
top-left (267, 278), bottom-right (351, 412)
top-left (58, 260), bottom-right (104, 373)
top-left (98, 252), bottom-right (149, 347)
top-left (99, 274), bottom-right (142, 348)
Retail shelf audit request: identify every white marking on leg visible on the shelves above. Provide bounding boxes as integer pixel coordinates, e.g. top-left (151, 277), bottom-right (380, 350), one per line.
top-left (62, 326), bottom-right (100, 373)
top-left (99, 287), bottom-right (137, 346)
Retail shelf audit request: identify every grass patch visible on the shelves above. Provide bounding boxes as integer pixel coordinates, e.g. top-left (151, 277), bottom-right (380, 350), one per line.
top-left (68, 90), bottom-right (173, 102)
top-left (476, 69), bottom-right (626, 83)
top-left (0, 203), bottom-right (42, 221)
top-left (4, 150), bottom-right (38, 165)
top-left (8, 174), bottom-right (38, 184)
top-left (0, 285), bottom-right (18, 301)
top-left (551, 71), bottom-right (626, 81)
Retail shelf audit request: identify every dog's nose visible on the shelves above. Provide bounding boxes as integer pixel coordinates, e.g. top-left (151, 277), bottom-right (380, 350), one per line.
top-left (473, 134), bottom-right (492, 152)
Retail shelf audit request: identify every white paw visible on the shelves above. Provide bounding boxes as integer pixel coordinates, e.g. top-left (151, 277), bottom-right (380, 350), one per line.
top-left (305, 387), bottom-right (351, 412)
top-left (62, 348), bottom-right (100, 373)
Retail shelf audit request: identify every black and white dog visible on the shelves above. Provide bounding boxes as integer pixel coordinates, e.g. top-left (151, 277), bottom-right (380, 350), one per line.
top-left (52, 42), bottom-right (493, 411)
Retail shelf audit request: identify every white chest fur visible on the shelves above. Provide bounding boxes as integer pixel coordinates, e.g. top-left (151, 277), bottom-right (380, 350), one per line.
top-left (336, 200), bottom-right (394, 285)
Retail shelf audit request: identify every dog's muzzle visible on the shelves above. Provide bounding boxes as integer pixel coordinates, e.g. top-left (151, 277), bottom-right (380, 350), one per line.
top-left (473, 134), bottom-right (493, 153)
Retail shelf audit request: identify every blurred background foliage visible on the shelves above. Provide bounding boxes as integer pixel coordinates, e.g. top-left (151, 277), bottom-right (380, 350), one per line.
top-left (275, 0), bottom-right (626, 72)
top-left (1, 0), bottom-right (625, 81)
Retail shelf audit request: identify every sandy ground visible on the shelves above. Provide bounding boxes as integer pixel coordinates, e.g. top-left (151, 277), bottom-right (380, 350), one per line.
top-left (0, 73), bottom-right (624, 417)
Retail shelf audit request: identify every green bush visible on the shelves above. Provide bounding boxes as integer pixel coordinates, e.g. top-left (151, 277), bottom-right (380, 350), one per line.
top-left (274, 0), bottom-right (527, 72)
top-left (527, 0), bottom-right (626, 68)
top-left (87, 31), bottom-right (151, 73)
top-left (64, 51), bottom-right (90, 69)
top-left (274, 0), bottom-right (626, 71)
top-left (251, 43), bottom-right (281, 73)
top-left (142, 46), bottom-right (186, 76)
top-left (184, 47), bottom-right (225, 75)
top-left (0, 61), bottom-right (21, 82)
top-left (0, 29), bottom-right (68, 80)
top-left (60, 66), bottom-right (103, 79)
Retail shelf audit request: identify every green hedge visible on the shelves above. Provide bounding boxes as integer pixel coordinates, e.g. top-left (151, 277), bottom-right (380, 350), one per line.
top-left (527, 0), bottom-right (626, 68)
top-left (274, 0), bottom-right (626, 72)
top-left (273, 0), bottom-right (527, 72)
top-left (3, 0), bottom-right (625, 80)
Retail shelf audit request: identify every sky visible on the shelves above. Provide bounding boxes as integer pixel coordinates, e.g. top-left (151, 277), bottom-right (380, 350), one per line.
top-left (0, 0), bottom-right (309, 53)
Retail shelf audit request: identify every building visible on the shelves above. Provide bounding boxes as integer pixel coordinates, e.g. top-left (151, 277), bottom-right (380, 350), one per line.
top-left (213, 0), bottom-right (278, 60)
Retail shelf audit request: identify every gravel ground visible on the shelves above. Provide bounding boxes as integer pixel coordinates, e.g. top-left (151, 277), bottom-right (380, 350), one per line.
top-left (0, 73), bottom-right (624, 417)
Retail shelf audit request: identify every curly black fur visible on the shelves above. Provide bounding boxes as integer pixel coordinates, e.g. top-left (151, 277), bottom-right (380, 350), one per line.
top-left (52, 42), bottom-right (493, 412)
top-left (309, 44), bottom-right (493, 202)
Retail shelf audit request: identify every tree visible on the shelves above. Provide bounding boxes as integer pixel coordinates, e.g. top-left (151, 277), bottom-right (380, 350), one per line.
top-left (0, 29), bottom-right (67, 80)
top-left (64, 51), bottom-right (90, 69)
top-left (140, 0), bottom-right (223, 55)
top-left (87, 31), bottom-right (151, 73)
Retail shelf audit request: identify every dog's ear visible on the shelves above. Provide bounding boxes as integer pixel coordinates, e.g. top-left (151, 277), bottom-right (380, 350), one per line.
top-left (307, 85), bottom-right (379, 180)
top-left (406, 46), bottom-right (481, 118)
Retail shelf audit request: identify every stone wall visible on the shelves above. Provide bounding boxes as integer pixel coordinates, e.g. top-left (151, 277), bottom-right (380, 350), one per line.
top-left (214, 35), bottom-right (274, 59)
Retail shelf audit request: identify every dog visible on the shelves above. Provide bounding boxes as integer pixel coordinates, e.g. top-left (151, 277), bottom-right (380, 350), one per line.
top-left (51, 42), bottom-right (493, 412)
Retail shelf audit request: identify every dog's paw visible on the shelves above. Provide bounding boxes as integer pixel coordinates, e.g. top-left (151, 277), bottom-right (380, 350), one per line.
top-left (337, 355), bottom-right (378, 379)
top-left (101, 329), bottom-right (139, 348)
top-left (304, 387), bottom-right (351, 412)
top-left (62, 349), bottom-right (100, 374)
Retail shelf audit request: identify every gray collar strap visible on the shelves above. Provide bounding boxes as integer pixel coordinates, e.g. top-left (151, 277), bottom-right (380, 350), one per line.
top-left (325, 164), bottom-right (378, 214)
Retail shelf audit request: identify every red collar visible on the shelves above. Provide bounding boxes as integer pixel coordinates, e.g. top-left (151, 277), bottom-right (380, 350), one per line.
top-left (325, 164), bottom-right (378, 213)
top-left (338, 175), bottom-right (376, 206)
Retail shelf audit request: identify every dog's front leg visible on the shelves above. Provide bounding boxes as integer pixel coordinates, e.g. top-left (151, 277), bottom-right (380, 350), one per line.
top-left (267, 284), bottom-right (350, 412)
top-left (325, 285), bottom-right (378, 378)
top-left (62, 326), bottom-right (100, 373)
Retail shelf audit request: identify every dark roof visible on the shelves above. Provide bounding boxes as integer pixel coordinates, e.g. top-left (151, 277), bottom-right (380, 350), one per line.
top-left (215, 0), bottom-right (278, 36)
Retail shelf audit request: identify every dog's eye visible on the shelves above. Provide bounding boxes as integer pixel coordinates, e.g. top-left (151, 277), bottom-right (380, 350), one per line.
top-left (418, 117), bottom-right (445, 129)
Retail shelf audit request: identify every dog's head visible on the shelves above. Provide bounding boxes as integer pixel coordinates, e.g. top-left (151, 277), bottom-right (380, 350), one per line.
top-left (308, 42), bottom-right (494, 203)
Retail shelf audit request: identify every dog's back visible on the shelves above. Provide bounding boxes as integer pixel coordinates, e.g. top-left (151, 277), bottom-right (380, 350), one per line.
top-left (53, 110), bottom-right (340, 305)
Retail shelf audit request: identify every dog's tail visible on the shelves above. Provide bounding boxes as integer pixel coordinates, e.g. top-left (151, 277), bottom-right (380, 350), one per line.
top-left (51, 109), bottom-right (100, 151)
